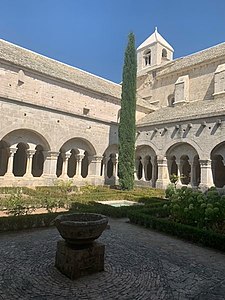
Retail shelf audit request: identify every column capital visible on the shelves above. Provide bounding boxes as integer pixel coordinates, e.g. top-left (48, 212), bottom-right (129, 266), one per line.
top-left (76, 154), bottom-right (85, 161)
top-left (92, 155), bottom-right (103, 162)
top-left (26, 149), bottom-right (36, 158)
top-left (62, 152), bottom-right (71, 160)
top-left (157, 155), bottom-right (167, 165)
top-left (199, 159), bottom-right (212, 167)
top-left (9, 147), bottom-right (17, 155)
top-left (43, 151), bottom-right (59, 159)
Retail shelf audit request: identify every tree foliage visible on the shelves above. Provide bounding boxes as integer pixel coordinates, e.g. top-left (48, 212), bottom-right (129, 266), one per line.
top-left (118, 32), bottom-right (137, 190)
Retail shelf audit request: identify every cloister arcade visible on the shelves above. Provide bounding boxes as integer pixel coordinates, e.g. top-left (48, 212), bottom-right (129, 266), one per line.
top-left (135, 146), bottom-right (158, 187)
top-left (166, 143), bottom-right (201, 187)
top-left (0, 129), bottom-right (225, 189)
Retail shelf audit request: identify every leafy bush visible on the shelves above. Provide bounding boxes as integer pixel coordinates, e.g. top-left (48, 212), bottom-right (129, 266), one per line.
top-left (166, 186), bottom-right (225, 233)
top-left (5, 192), bottom-right (36, 216)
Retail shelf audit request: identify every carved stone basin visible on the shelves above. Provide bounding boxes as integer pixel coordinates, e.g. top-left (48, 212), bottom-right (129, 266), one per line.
top-left (55, 213), bottom-right (108, 246)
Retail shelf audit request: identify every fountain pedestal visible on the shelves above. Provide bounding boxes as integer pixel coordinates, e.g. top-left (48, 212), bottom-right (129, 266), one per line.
top-left (54, 213), bottom-right (108, 280)
top-left (55, 240), bottom-right (105, 280)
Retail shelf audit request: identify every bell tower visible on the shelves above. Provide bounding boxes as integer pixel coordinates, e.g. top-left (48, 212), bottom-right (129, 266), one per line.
top-left (137, 27), bottom-right (174, 72)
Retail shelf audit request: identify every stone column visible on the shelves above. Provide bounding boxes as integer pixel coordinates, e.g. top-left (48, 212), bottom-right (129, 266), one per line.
top-left (166, 157), bottom-right (173, 179)
top-left (134, 159), bottom-right (139, 180)
top-left (199, 159), bottom-right (214, 189)
top-left (156, 155), bottom-right (170, 189)
top-left (176, 158), bottom-right (183, 185)
top-left (61, 152), bottom-right (71, 179)
top-left (141, 158), bottom-right (147, 181)
top-left (102, 156), bottom-right (109, 178)
top-left (151, 156), bottom-right (157, 187)
top-left (5, 147), bottom-right (17, 177)
top-left (112, 154), bottom-right (118, 178)
top-left (24, 149), bottom-right (36, 177)
top-left (75, 152), bottom-right (85, 177)
top-left (189, 159), bottom-right (196, 187)
top-left (42, 151), bottom-right (59, 178)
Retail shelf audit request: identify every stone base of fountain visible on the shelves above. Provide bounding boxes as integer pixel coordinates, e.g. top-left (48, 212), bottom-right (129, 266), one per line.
top-left (55, 240), bottom-right (105, 280)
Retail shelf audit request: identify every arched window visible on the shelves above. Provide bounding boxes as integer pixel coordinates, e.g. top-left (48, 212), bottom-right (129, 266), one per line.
top-left (162, 48), bottom-right (167, 58)
top-left (144, 50), bottom-right (151, 66)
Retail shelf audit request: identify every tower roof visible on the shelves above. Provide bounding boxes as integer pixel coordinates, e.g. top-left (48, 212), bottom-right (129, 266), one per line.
top-left (137, 27), bottom-right (174, 51)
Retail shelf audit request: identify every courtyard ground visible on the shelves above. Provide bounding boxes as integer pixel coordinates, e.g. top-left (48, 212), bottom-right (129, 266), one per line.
top-left (0, 218), bottom-right (225, 300)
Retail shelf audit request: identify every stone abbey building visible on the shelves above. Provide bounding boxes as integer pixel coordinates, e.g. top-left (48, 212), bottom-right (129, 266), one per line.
top-left (0, 29), bottom-right (225, 189)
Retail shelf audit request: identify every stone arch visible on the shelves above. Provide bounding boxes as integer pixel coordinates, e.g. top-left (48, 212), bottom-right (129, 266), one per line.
top-left (211, 142), bottom-right (225, 188)
top-left (1, 128), bottom-right (50, 151)
top-left (135, 145), bottom-right (157, 186)
top-left (163, 139), bottom-right (202, 159)
top-left (166, 142), bottom-right (200, 186)
top-left (57, 138), bottom-right (96, 178)
top-left (136, 139), bottom-right (159, 156)
top-left (102, 144), bottom-right (118, 184)
top-left (1, 129), bottom-right (50, 178)
top-left (0, 127), bottom-right (52, 150)
top-left (59, 137), bottom-right (96, 155)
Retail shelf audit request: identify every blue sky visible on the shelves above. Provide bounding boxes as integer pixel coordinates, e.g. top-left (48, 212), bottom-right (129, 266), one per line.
top-left (0, 0), bottom-right (225, 83)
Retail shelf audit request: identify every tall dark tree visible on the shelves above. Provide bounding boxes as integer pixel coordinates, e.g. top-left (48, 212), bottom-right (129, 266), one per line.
top-left (118, 32), bottom-right (137, 190)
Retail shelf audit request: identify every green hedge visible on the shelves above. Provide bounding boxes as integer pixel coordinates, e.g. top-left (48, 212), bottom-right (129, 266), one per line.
top-left (128, 210), bottom-right (225, 252)
top-left (0, 212), bottom-right (67, 232)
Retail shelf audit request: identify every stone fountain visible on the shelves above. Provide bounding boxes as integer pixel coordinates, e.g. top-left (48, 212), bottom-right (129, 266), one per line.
top-left (54, 213), bottom-right (108, 280)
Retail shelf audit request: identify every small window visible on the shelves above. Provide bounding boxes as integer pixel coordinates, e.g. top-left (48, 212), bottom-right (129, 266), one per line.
top-left (162, 48), bottom-right (167, 58)
top-left (168, 95), bottom-right (175, 107)
top-left (144, 49), bottom-right (151, 66)
top-left (83, 108), bottom-right (90, 115)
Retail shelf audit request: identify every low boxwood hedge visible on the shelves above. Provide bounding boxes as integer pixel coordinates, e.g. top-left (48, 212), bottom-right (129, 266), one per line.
top-left (128, 209), bottom-right (225, 252)
top-left (0, 212), bottom-right (67, 232)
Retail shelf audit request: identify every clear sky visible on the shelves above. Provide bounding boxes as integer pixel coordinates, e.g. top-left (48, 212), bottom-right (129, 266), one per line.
top-left (0, 0), bottom-right (225, 83)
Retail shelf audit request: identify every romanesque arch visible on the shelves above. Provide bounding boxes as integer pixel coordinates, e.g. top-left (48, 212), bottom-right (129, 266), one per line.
top-left (166, 142), bottom-right (200, 186)
top-left (211, 142), bottom-right (225, 188)
top-left (0, 129), bottom-right (50, 178)
top-left (135, 145), bottom-right (157, 187)
top-left (56, 138), bottom-right (96, 179)
top-left (101, 144), bottom-right (118, 185)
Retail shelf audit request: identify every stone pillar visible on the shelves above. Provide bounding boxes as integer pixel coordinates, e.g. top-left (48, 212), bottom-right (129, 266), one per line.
top-left (92, 155), bottom-right (103, 177)
top-left (156, 156), bottom-right (170, 189)
top-left (151, 156), bottom-right (157, 187)
top-left (112, 154), bottom-right (118, 178)
top-left (42, 151), bottom-right (59, 178)
top-left (141, 158), bottom-right (147, 181)
top-left (199, 159), bottom-right (214, 189)
top-left (87, 155), bottom-right (104, 185)
top-left (24, 149), bottom-right (36, 177)
top-left (76, 152), bottom-right (85, 177)
top-left (61, 152), bottom-right (71, 179)
top-left (176, 158), bottom-right (183, 185)
top-left (166, 157), bottom-right (173, 178)
top-left (5, 147), bottom-right (17, 177)
top-left (189, 159), bottom-right (196, 187)
top-left (102, 156), bottom-right (109, 178)
top-left (134, 159), bottom-right (139, 180)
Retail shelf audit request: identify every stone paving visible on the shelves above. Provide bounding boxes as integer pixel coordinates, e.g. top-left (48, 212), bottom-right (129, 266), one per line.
top-left (0, 218), bottom-right (225, 299)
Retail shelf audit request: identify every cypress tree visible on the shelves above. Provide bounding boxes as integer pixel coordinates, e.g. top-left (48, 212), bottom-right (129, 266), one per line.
top-left (118, 32), bottom-right (137, 190)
